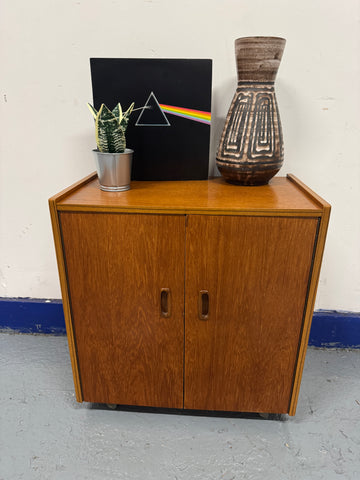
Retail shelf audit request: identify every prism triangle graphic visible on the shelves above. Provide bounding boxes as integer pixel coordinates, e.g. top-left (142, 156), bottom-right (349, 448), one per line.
top-left (135, 91), bottom-right (171, 126)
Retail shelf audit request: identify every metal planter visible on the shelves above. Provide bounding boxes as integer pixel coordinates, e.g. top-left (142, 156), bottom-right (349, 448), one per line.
top-left (93, 149), bottom-right (133, 192)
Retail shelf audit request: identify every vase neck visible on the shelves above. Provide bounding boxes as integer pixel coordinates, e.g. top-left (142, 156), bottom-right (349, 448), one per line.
top-left (235, 36), bottom-right (286, 83)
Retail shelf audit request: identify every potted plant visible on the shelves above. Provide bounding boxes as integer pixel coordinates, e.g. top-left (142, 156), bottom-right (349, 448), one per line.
top-left (88, 102), bottom-right (135, 191)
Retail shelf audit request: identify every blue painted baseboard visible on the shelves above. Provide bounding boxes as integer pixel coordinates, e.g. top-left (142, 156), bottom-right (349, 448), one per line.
top-left (0, 298), bottom-right (359, 348)
top-left (308, 310), bottom-right (360, 349)
top-left (0, 298), bottom-right (65, 335)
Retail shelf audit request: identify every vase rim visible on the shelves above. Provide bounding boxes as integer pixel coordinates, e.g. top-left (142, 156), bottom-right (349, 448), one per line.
top-left (235, 36), bottom-right (286, 42)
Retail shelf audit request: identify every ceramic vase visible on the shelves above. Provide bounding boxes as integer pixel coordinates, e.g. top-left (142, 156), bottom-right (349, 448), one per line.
top-left (216, 36), bottom-right (286, 185)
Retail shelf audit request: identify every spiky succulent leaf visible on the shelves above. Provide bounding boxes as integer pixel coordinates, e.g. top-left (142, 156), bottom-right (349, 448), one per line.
top-left (123, 102), bottom-right (135, 117)
top-left (112, 103), bottom-right (123, 124)
top-left (95, 104), bottom-right (126, 153)
top-left (120, 102), bottom-right (135, 130)
top-left (87, 103), bottom-right (98, 120)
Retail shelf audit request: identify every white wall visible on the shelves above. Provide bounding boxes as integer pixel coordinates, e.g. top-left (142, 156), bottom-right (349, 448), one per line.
top-left (1, 0), bottom-right (359, 311)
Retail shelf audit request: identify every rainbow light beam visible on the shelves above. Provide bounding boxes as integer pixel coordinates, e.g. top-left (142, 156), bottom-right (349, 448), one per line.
top-left (159, 104), bottom-right (211, 125)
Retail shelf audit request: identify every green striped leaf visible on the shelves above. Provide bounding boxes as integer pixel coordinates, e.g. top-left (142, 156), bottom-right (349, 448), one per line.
top-left (89, 101), bottom-right (134, 153)
top-left (120, 102), bottom-right (135, 130)
top-left (112, 103), bottom-right (123, 124)
top-left (95, 104), bottom-right (126, 153)
top-left (87, 103), bottom-right (98, 120)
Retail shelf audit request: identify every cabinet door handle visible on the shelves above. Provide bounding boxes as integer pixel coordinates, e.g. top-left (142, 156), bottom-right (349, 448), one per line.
top-left (160, 288), bottom-right (171, 318)
top-left (199, 290), bottom-right (209, 320)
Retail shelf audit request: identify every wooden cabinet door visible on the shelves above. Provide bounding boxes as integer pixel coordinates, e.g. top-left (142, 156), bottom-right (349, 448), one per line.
top-left (60, 212), bottom-right (185, 408)
top-left (184, 215), bottom-right (319, 413)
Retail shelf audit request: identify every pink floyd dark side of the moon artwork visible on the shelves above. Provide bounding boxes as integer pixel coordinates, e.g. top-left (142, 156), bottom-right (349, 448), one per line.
top-left (90, 58), bottom-right (212, 180)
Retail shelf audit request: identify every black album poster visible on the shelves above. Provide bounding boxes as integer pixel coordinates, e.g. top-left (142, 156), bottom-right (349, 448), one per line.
top-left (90, 58), bottom-right (212, 180)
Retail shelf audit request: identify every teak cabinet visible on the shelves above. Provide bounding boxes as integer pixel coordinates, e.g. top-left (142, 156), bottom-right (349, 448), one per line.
top-left (49, 174), bottom-right (330, 416)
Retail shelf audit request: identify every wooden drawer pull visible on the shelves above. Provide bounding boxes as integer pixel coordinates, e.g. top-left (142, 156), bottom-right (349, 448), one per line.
top-left (160, 288), bottom-right (171, 318)
top-left (199, 290), bottom-right (209, 320)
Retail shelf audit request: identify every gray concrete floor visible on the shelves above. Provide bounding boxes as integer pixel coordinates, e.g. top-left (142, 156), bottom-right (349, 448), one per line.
top-left (0, 333), bottom-right (359, 480)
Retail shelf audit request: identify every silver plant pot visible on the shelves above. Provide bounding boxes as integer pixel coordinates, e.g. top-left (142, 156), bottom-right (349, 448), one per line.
top-left (93, 149), bottom-right (133, 192)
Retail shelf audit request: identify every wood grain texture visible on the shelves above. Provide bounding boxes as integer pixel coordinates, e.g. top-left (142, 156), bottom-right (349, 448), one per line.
top-left (48, 200), bottom-right (83, 401)
top-left (49, 174), bottom-right (330, 414)
top-left (59, 212), bottom-right (186, 408)
top-left (56, 175), bottom-right (321, 216)
top-left (184, 215), bottom-right (318, 413)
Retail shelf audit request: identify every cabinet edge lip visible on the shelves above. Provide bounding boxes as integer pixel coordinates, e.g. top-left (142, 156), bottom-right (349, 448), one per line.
top-left (48, 172), bottom-right (98, 205)
top-left (54, 206), bottom-right (323, 217)
top-left (286, 174), bottom-right (331, 212)
top-left (49, 174), bottom-right (329, 216)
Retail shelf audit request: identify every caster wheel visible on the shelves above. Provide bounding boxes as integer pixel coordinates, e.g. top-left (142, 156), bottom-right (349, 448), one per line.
top-left (106, 403), bottom-right (117, 410)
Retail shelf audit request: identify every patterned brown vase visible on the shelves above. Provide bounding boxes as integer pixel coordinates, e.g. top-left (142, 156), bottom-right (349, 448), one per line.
top-left (216, 36), bottom-right (286, 185)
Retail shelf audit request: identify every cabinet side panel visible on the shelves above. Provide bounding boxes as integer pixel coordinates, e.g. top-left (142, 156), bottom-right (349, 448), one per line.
top-left (289, 206), bottom-right (331, 415)
top-left (59, 212), bottom-right (185, 408)
top-left (185, 215), bottom-right (318, 414)
top-left (49, 200), bottom-right (83, 402)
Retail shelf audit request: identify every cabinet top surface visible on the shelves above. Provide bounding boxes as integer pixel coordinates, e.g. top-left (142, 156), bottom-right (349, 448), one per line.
top-left (51, 174), bottom-right (328, 215)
